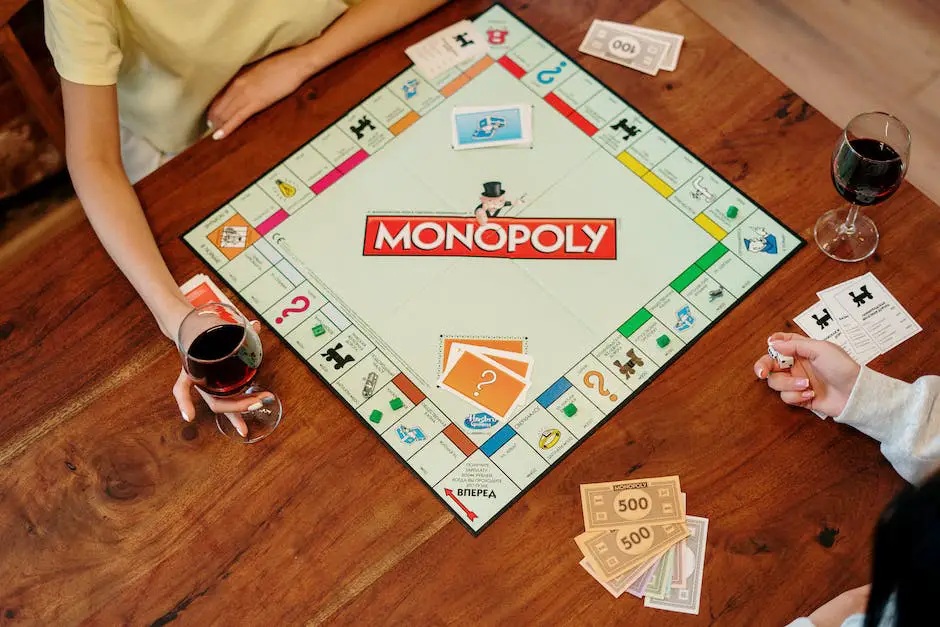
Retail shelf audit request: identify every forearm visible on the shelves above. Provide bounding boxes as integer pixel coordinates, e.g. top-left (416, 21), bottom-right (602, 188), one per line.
top-left (69, 158), bottom-right (191, 339)
top-left (293, 0), bottom-right (449, 76)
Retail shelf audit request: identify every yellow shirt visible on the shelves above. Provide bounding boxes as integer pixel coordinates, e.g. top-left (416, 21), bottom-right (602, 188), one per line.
top-left (45, 0), bottom-right (357, 153)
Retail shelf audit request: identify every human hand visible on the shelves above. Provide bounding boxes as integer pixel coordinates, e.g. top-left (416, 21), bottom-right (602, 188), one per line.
top-left (172, 320), bottom-right (274, 437)
top-left (807, 584), bottom-right (870, 627)
top-left (754, 332), bottom-right (861, 417)
top-left (207, 49), bottom-right (309, 140)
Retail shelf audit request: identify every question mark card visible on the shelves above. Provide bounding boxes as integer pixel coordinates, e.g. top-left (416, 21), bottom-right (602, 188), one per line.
top-left (441, 337), bottom-right (526, 373)
top-left (446, 343), bottom-right (532, 380)
top-left (438, 351), bottom-right (530, 418)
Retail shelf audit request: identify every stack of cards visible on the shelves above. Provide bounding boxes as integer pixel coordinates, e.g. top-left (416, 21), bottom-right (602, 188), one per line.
top-left (437, 337), bottom-right (532, 420)
top-left (578, 20), bottom-right (683, 76)
top-left (180, 274), bottom-right (236, 309)
top-left (405, 19), bottom-right (489, 79)
top-left (577, 476), bottom-right (708, 615)
top-left (793, 272), bottom-right (922, 366)
top-left (451, 104), bottom-right (534, 150)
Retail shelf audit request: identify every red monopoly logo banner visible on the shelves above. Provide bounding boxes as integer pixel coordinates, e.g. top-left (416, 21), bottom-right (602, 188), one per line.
top-left (363, 216), bottom-right (617, 260)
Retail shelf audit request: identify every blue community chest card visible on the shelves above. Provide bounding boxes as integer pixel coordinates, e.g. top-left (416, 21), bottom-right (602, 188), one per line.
top-left (452, 105), bottom-right (532, 150)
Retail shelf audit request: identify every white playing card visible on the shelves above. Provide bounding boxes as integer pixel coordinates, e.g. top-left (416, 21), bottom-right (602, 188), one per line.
top-left (406, 20), bottom-right (489, 79)
top-left (823, 273), bottom-right (921, 355)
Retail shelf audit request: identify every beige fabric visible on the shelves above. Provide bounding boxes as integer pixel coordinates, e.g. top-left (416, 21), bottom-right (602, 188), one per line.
top-left (838, 367), bottom-right (940, 484)
top-left (45, 0), bottom-right (358, 154)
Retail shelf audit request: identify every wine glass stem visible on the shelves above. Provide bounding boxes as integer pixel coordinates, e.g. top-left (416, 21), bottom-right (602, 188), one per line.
top-left (841, 203), bottom-right (860, 235)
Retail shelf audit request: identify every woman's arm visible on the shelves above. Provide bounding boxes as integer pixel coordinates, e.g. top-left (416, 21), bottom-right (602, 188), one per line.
top-left (208, 0), bottom-right (450, 137)
top-left (62, 79), bottom-right (192, 339)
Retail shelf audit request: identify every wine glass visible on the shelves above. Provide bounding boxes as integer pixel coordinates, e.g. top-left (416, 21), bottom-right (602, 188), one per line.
top-left (814, 112), bottom-right (910, 262)
top-left (178, 302), bottom-right (282, 443)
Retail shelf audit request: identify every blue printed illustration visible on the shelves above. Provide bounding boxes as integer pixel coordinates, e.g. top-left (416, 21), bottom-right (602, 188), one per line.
top-left (675, 306), bottom-right (695, 332)
top-left (743, 227), bottom-right (778, 254)
top-left (396, 425), bottom-right (426, 444)
top-left (473, 116), bottom-right (506, 139)
top-left (454, 108), bottom-right (524, 145)
top-left (402, 79), bottom-right (419, 99)
top-left (464, 412), bottom-right (499, 430)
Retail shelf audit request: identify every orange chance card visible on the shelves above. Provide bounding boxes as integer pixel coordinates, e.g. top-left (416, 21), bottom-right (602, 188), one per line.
top-left (441, 337), bottom-right (525, 373)
top-left (440, 351), bottom-right (528, 418)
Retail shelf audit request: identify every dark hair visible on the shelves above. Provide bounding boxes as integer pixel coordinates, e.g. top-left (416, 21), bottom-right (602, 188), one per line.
top-left (865, 470), bottom-right (940, 627)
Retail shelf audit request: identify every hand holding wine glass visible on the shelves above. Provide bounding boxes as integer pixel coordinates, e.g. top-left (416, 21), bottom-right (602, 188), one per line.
top-left (176, 303), bottom-right (282, 442)
top-left (814, 111), bottom-right (911, 262)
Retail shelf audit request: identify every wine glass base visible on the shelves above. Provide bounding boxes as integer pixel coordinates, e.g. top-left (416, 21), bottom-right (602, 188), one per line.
top-left (216, 385), bottom-right (282, 444)
top-left (814, 208), bottom-right (879, 263)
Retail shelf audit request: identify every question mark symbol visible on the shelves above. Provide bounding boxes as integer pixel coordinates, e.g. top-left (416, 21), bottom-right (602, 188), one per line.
top-left (536, 60), bottom-right (567, 84)
top-left (275, 295), bottom-right (310, 324)
top-left (473, 370), bottom-right (498, 397)
top-left (584, 370), bottom-right (617, 402)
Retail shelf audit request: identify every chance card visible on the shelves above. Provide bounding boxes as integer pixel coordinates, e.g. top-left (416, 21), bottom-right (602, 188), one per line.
top-left (438, 350), bottom-right (529, 418)
top-left (452, 105), bottom-right (533, 150)
top-left (446, 343), bottom-right (533, 380)
top-left (406, 19), bottom-right (489, 79)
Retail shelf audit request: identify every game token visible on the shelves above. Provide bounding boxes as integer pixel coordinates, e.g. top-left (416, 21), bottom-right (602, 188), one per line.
top-left (726, 205), bottom-right (739, 219)
top-left (312, 324), bottom-right (326, 337)
top-left (563, 403), bottom-right (578, 417)
top-left (656, 335), bottom-right (671, 348)
top-left (369, 409), bottom-right (383, 423)
top-left (390, 397), bottom-right (404, 410)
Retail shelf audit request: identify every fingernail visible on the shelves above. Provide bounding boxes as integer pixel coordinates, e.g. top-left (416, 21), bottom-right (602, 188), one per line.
top-left (181, 410), bottom-right (191, 422)
top-left (237, 424), bottom-right (248, 437)
top-left (767, 336), bottom-right (775, 345)
top-left (801, 390), bottom-right (815, 399)
top-left (247, 402), bottom-right (263, 411)
top-left (212, 129), bottom-right (225, 140)
top-left (768, 339), bottom-right (779, 348)
top-left (796, 378), bottom-right (809, 388)
top-left (755, 366), bottom-right (765, 378)
top-left (206, 120), bottom-right (215, 131)
top-left (262, 396), bottom-right (276, 405)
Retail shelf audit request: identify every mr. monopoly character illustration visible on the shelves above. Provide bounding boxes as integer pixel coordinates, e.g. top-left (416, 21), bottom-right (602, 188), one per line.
top-left (743, 226), bottom-right (778, 254)
top-left (473, 181), bottom-right (527, 225)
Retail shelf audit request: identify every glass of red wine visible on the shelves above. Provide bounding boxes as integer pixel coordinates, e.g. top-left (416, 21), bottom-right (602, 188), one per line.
top-left (178, 302), bottom-right (282, 443)
top-left (815, 111), bottom-right (910, 262)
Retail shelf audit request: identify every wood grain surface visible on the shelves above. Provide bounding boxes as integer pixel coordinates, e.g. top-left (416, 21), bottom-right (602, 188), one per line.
top-left (1, 1), bottom-right (937, 625)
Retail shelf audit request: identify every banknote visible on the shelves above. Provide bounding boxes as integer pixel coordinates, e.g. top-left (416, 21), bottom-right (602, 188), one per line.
top-left (578, 19), bottom-right (670, 76)
top-left (645, 516), bottom-right (709, 615)
top-left (581, 551), bottom-right (662, 598)
top-left (670, 538), bottom-right (689, 590)
top-left (596, 21), bottom-right (683, 71)
top-left (580, 476), bottom-right (684, 531)
top-left (576, 520), bottom-right (689, 581)
top-left (626, 555), bottom-right (662, 598)
top-left (643, 546), bottom-right (675, 599)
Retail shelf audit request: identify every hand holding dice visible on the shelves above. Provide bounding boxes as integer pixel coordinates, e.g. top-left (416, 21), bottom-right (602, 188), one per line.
top-left (754, 333), bottom-right (862, 419)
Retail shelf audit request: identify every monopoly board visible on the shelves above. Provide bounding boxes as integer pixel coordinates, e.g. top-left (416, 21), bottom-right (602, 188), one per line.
top-left (184, 4), bottom-right (803, 534)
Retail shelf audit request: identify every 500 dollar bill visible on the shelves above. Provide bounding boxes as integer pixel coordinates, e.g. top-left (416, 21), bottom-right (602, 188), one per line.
top-left (576, 520), bottom-right (689, 581)
top-left (580, 475), bottom-right (683, 531)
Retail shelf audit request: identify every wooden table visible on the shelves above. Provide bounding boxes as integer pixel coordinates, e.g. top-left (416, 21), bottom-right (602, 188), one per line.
top-left (2, 1), bottom-right (937, 624)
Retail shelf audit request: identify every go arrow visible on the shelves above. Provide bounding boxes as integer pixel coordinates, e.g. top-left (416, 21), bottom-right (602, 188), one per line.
top-left (444, 488), bottom-right (478, 522)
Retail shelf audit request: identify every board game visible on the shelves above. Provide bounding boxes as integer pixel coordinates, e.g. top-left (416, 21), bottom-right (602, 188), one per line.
top-left (183, 4), bottom-right (804, 534)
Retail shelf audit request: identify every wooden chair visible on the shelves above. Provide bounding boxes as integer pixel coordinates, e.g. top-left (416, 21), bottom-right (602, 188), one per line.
top-left (0, 0), bottom-right (65, 155)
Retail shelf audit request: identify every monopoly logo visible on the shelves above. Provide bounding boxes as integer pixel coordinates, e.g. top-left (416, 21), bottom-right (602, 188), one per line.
top-left (363, 216), bottom-right (617, 259)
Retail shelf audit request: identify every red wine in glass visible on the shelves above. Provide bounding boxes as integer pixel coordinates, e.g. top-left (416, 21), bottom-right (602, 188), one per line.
top-left (178, 302), bottom-right (281, 443)
top-left (815, 111), bottom-right (910, 262)
top-left (185, 324), bottom-right (259, 395)
top-left (831, 138), bottom-right (904, 206)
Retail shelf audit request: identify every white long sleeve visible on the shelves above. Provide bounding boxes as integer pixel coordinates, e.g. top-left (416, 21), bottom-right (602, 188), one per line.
top-left (836, 367), bottom-right (940, 484)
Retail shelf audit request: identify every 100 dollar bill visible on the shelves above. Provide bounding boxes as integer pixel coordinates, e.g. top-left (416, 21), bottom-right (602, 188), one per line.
top-left (576, 520), bottom-right (689, 581)
top-left (580, 475), bottom-right (684, 531)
